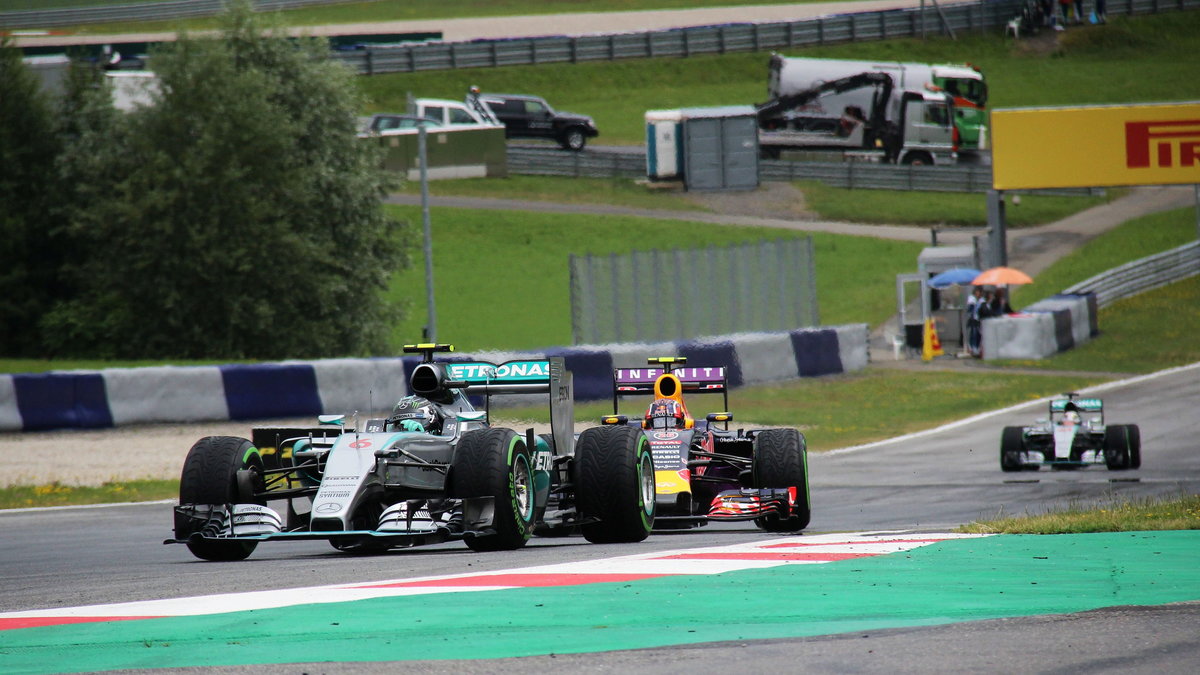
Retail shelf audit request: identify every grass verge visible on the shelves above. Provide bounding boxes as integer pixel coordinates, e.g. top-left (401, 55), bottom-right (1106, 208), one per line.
top-left (0, 479), bottom-right (176, 510)
top-left (796, 181), bottom-right (1114, 228)
top-left (958, 494), bottom-right (1200, 534)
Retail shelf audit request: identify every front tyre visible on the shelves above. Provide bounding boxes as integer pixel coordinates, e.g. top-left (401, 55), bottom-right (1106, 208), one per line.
top-left (452, 428), bottom-right (535, 552)
top-left (752, 428), bottom-right (811, 532)
top-left (177, 436), bottom-right (264, 561)
top-left (576, 425), bottom-right (655, 543)
top-left (1105, 425), bottom-right (1133, 471)
top-left (560, 127), bottom-right (587, 151)
top-left (1000, 426), bottom-right (1025, 472)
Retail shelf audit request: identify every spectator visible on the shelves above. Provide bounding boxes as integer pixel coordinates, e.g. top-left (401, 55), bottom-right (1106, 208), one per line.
top-left (966, 286), bottom-right (985, 357)
top-left (1094, 0), bottom-right (1107, 23)
top-left (1057, 0), bottom-right (1072, 27)
top-left (1073, 0), bottom-right (1085, 23)
top-left (990, 287), bottom-right (1015, 316)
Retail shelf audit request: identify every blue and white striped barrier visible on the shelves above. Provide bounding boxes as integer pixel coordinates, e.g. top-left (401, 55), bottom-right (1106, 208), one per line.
top-left (0, 324), bottom-right (867, 432)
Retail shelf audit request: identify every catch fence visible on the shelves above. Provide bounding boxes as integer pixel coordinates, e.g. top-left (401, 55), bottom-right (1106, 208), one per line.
top-left (569, 238), bottom-right (818, 345)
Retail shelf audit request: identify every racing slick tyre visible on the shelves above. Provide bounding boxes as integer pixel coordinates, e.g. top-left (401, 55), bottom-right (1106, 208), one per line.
top-left (452, 428), bottom-right (535, 552)
top-left (1104, 424), bottom-right (1134, 471)
top-left (560, 127), bottom-right (587, 151)
top-left (177, 436), bottom-right (265, 561)
top-left (1126, 424), bottom-right (1142, 469)
top-left (1000, 426), bottom-right (1025, 472)
top-left (575, 425), bottom-right (655, 544)
top-left (751, 428), bottom-right (811, 532)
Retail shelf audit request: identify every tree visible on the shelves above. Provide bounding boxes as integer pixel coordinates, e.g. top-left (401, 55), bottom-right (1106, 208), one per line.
top-left (0, 40), bottom-right (69, 356)
top-left (43, 1), bottom-right (407, 360)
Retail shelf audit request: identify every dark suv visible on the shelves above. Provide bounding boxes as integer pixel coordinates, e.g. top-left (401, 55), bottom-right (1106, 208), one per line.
top-left (478, 93), bottom-right (599, 151)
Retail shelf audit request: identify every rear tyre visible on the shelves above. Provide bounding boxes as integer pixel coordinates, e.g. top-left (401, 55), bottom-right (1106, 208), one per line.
top-left (177, 436), bottom-right (264, 561)
top-left (453, 428), bottom-right (535, 552)
top-left (1105, 424), bottom-right (1133, 470)
top-left (751, 428), bottom-right (811, 532)
top-left (1000, 426), bottom-right (1025, 472)
top-left (576, 425), bottom-right (655, 543)
top-left (560, 127), bottom-right (587, 151)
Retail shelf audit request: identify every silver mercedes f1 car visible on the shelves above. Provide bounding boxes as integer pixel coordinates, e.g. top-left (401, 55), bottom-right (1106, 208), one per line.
top-left (167, 344), bottom-right (655, 560)
top-left (1000, 392), bottom-right (1141, 472)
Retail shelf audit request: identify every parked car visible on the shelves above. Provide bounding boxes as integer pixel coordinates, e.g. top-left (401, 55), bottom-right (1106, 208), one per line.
top-left (476, 92), bottom-right (599, 150)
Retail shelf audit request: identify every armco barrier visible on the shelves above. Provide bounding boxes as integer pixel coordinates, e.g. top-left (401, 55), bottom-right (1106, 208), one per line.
top-left (0, 324), bottom-right (867, 432)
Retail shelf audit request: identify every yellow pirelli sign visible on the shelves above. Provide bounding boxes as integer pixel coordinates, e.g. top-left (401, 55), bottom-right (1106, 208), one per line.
top-left (991, 102), bottom-right (1200, 190)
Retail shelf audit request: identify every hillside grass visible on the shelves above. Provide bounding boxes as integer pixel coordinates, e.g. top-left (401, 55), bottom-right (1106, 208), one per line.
top-left (8, 0), bottom-right (846, 34)
top-left (358, 12), bottom-right (1200, 145)
top-left (381, 204), bottom-right (923, 351)
top-left (796, 181), bottom-right (1114, 228)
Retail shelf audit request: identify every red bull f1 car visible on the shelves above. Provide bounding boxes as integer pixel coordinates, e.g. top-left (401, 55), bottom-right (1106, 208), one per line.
top-left (1001, 393), bottom-right (1141, 472)
top-left (167, 344), bottom-right (655, 561)
top-left (599, 357), bottom-right (811, 532)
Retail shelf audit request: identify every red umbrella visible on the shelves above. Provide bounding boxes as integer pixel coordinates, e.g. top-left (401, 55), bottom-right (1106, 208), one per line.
top-left (973, 267), bottom-right (1033, 286)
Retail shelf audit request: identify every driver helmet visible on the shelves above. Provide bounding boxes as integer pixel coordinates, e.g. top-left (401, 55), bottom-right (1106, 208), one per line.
top-left (1064, 411), bottom-right (1081, 425)
top-left (645, 398), bottom-right (685, 430)
top-left (389, 395), bottom-right (442, 434)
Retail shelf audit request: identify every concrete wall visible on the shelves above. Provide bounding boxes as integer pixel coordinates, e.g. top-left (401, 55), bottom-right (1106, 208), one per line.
top-left (0, 325), bottom-right (867, 432)
top-left (981, 293), bottom-right (1097, 361)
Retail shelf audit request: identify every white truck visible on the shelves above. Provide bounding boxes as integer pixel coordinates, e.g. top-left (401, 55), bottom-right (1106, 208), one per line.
top-left (757, 70), bottom-right (958, 166)
top-left (767, 55), bottom-right (988, 152)
top-left (405, 92), bottom-right (503, 129)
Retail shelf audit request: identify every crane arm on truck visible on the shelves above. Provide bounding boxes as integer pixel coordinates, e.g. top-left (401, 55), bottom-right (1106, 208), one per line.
top-left (755, 72), bottom-right (893, 124)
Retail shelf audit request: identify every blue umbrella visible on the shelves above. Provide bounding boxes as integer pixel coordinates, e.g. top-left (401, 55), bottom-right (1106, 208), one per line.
top-left (928, 267), bottom-right (982, 289)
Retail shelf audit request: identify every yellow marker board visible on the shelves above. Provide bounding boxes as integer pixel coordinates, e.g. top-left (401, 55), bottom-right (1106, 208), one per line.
top-left (991, 102), bottom-right (1200, 190)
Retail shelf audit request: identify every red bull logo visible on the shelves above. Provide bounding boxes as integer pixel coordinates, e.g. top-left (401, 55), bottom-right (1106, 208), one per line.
top-left (1125, 119), bottom-right (1200, 169)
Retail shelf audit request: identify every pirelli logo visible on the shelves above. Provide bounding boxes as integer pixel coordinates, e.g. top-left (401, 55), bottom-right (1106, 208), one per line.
top-left (1125, 119), bottom-right (1200, 169)
top-left (991, 103), bottom-right (1200, 190)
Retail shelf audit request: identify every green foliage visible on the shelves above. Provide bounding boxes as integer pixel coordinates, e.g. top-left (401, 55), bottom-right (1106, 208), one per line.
top-left (38, 2), bottom-right (408, 360)
top-left (0, 39), bottom-right (68, 356)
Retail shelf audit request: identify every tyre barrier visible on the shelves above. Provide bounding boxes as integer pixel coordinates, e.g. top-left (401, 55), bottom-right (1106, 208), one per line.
top-left (980, 293), bottom-right (1097, 361)
top-left (0, 324), bottom-right (867, 432)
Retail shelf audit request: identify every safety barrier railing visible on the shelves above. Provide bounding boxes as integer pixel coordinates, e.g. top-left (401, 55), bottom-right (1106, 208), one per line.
top-left (507, 146), bottom-right (1105, 195)
top-left (1062, 240), bottom-right (1200, 307)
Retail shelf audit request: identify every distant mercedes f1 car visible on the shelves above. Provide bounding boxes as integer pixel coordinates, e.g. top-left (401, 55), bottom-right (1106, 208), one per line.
top-left (167, 344), bottom-right (655, 561)
top-left (600, 357), bottom-right (811, 531)
top-left (1000, 393), bottom-right (1141, 472)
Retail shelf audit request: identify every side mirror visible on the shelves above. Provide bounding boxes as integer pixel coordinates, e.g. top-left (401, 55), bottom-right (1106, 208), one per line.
top-left (601, 415), bottom-right (629, 426)
top-left (706, 412), bottom-right (733, 423)
top-left (318, 414), bottom-right (346, 426)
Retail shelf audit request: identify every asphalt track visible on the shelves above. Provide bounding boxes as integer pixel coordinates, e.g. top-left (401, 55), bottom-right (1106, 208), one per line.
top-left (1, 363), bottom-right (1197, 673)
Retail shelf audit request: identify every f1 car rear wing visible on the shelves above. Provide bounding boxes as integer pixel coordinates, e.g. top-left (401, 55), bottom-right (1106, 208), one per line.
top-left (612, 363), bottom-right (729, 414)
top-left (403, 346), bottom-right (575, 457)
top-left (1050, 398), bottom-right (1102, 412)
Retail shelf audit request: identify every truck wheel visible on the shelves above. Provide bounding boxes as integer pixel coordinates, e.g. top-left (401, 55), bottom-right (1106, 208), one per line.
top-left (453, 428), bottom-right (535, 551)
top-left (902, 151), bottom-right (933, 166)
top-left (1000, 426), bottom-right (1025, 472)
top-left (177, 436), bottom-right (264, 561)
top-left (751, 428), bottom-right (811, 532)
top-left (560, 127), bottom-right (587, 151)
top-left (1126, 424), bottom-right (1142, 469)
top-left (576, 425), bottom-right (655, 543)
top-left (1104, 425), bottom-right (1132, 470)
